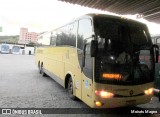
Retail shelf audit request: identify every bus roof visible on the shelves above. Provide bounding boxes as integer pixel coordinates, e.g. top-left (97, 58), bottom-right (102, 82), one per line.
top-left (84, 13), bottom-right (146, 26)
top-left (38, 13), bottom-right (146, 37)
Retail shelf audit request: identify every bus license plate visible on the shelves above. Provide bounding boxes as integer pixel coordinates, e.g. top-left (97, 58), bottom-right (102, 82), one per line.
top-left (126, 100), bottom-right (136, 105)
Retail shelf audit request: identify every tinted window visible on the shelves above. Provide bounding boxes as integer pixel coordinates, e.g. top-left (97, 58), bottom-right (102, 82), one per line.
top-left (50, 31), bottom-right (57, 46)
top-left (56, 22), bottom-right (77, 47)
top-left (94, 17), bottom-right (154, 85)
top-left (77, 19), bottom-right (92, 49)
top-left (95, 17), bottom-right (152, 53)
top-left (130, 26), bottom-right (150, 46)
top-left (83, 43), bottom-right (93, 79)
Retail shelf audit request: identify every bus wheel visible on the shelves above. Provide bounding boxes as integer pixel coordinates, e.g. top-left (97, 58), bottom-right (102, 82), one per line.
top-left (40, 64), bottom-right (47, 77)
top-left (38, 62), bottom-right (41, 74)
top-left (68, 77), bottom-right (76, 100)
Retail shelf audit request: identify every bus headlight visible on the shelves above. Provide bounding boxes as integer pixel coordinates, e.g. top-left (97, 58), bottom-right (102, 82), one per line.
top-left (144, 88), bottom-right (153, 95)
top-left (95, 90), bottom-right (114, 98)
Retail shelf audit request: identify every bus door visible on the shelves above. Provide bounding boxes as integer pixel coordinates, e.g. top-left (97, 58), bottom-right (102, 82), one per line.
top-left (77, 18), bottom-right (93, 103)
top-left (82, 43), bottom-right (93, 105)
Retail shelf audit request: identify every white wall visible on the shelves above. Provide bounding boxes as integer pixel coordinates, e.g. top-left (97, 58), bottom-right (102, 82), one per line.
top-left (24, 46), bottom-right (35, 55)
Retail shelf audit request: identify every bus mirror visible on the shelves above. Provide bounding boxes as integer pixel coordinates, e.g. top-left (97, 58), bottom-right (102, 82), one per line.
top-left (153, 44), bottom-right (159, 63)
top-left (91, 40), bottom-right (98, 57)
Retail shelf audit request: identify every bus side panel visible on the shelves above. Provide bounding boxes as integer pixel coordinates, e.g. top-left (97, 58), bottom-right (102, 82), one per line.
top-left (47, 48), bottom-right (57, 75)
top-left (35, 47), bottom-right (43, 67)
top-left (36, 47), bottom-right (82, 99)
top-left (46, 47), bottom-right (63, 80)
top-left (55, 47), bottom-right (65, 80)
top-left (64, 47), bottom-right (82, 99)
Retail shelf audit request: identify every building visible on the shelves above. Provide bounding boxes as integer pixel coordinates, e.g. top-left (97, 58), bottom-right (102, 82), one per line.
top-left (151, 34), bottom-right (160, 44)
top-left (18, 28), bottom-right (39, 44)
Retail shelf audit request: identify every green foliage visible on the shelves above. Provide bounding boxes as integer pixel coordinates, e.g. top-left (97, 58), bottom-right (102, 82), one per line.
top-left (0, 35), bottom-right (19, 43)
top-left (28, 41), bottom-right (36, 46)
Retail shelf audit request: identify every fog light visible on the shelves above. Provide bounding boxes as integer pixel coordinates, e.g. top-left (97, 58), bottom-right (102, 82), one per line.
top-left (95, 101), bottom-right (102, 107)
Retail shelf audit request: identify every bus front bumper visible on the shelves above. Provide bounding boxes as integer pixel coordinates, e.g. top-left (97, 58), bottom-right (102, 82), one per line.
top-left (92, 94), bottom-right (153, 108)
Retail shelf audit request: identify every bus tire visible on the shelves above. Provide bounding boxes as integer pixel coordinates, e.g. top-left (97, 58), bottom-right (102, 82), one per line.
top-left (38, 62), bottom-right (41, 74)
top-left (40, 63), bottom-right (47, 77)
top-left (68, 77), bottom-right (76, 100)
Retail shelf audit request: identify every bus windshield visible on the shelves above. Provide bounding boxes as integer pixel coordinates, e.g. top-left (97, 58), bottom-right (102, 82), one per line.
top-left (94, 17), bottom-right (154, 85)
top-left (1, 45), bottom-right (9, 51)
top-left (12, 46), bottom-right (20, 52)
top-left (94, 17), bottom-right (152, 54)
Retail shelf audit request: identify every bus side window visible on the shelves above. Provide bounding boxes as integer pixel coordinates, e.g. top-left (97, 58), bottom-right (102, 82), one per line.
top-left (77, 18), bottom-right (93, 50)
top-left (37, 33), bottom-right (50, 46)
top-left (55, 22), bottom-right (77, 47)
top-left (50, 31), bottom-right (57, 46)
top-left (77, 18), bottom-right (93, 71)
top-left (83, 43), bottom-right (93, 79)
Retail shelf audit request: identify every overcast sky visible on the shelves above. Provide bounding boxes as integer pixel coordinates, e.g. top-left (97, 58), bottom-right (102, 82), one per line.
top-left (0, 0), bottom-right (160, 36)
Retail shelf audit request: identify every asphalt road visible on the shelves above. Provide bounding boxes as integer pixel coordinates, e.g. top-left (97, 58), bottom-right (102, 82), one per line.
top-left (0, 54), bottom-right (159, 117)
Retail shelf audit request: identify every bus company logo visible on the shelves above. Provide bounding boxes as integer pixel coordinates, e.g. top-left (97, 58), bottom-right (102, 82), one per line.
top-left (129, 90), bottom-right (134, 96)
top-left (2, 109), bottom-right (11, 114)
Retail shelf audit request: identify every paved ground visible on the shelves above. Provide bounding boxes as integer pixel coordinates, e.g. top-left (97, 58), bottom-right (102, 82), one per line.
top-left (0, 54), bottom-right (160, 117)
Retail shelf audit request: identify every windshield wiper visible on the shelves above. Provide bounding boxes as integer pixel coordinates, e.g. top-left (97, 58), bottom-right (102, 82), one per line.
top-left (137, 64), bottom-right (150, 80)
top-left (120, 52), bottom-right (132, 81)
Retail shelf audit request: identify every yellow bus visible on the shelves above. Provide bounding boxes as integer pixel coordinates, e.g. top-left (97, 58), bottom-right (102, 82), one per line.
top-left (35, 13), bottom-right (159, 108)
